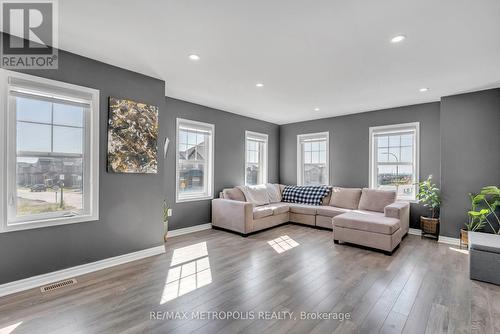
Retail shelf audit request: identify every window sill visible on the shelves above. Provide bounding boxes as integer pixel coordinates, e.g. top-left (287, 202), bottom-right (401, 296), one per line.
top-left (176, 195), bottom-right (213, 204)
top-left (1, 214), bottom-right (99, 233)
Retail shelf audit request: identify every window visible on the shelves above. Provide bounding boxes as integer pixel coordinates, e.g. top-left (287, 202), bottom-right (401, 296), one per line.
top-left (0, 70), bottom-right (99, 232)
top-left (297, 132), bottom-right (329, 185)
top-left (369, 122), bottom-right (419, 201)
top-left (176, 118), bottom-right (214, 202)
top-left (245, 131), bottom-right (268, 185)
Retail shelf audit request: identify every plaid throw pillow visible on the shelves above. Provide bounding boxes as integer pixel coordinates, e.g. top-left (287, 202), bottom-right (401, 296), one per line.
top-left (282, 185), bottom-right (331, 205)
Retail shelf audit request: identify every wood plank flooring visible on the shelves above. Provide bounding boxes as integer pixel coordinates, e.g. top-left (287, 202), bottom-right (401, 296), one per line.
top-left (0, 224), bottom-right (499, 334)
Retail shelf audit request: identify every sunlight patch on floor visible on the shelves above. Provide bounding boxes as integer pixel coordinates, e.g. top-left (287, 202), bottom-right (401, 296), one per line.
top-left (268, 235), bottom-right (300, 254)
top-left (0, 322), bottom-right (22, 334)
top-left (449, 246), bottom-right (469, 255)
top-left (160, 242), bottom-right (212, 304)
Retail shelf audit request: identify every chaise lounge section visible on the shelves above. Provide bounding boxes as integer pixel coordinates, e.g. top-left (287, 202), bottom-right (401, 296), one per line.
top-left (212, 185), bottom-right (409, 254)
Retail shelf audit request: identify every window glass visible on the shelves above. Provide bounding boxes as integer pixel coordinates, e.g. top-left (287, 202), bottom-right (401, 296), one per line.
top-left (298, 133), bottom-right (329, 185)
top-left (177, 120), bottom-right (214, 201)
top-left (245, 132), bottom-right (268, 185)
top-left (13, 96), bottom-right (87, 219)
top-left (371, 126), bottom-right (418, 200)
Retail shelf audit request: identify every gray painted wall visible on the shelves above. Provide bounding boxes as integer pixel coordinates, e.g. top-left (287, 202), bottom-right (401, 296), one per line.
top-left (440, 89), bottom-right (500, 237)
top-left (163, 97), bottom-right (280, 231)
top-left (0, 50), bottom-right (166, 284)
top-left (280, 103), bottom-right (441, 229)
top-left (0, 47), bottom-right (279, 284)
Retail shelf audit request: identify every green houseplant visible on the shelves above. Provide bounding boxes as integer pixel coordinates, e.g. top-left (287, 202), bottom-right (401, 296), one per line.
top-left (462, 185), bottom-right (500, 246)
top-left (467, 186), bottom-right (500, 233)
top-left (416, 175), bottom-right (441, 238)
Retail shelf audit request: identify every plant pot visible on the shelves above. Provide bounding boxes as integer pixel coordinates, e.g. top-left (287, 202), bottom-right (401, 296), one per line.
top-left (420, 216), bottom-right (439, 237)
top-left (460, 229), bottom-right (468, 247)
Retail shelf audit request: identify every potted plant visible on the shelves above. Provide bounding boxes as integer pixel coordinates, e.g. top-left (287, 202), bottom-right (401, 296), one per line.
top-left (463, 185), bottom-right (500, 246)
top-left (416, 175), bottom-right (441, 239)
top-left (162, 200), bottom-right (171, 242)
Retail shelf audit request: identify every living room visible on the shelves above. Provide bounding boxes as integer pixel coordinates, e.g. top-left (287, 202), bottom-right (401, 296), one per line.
top-left (0, 1), bottom-right (499, 333)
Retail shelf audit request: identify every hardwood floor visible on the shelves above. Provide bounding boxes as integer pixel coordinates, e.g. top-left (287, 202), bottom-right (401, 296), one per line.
top-left (1, 225), bottom-right (499, 334)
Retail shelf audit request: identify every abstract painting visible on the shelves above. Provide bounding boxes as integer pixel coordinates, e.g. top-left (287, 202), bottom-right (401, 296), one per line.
top-left (107, 97), bottom-right (159, 173)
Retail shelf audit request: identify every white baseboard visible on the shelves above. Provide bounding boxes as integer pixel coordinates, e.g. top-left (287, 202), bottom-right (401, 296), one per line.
top-left (408, 228), bottom-right (422, 236)
top-left (0, 245), bottom-right (165, 298)
top-left (408, 228), bottom-right (461, 246)
top-left (438, 235), bottom-right (461, 246)
top-left (168, 223), bottom-right (212, 237)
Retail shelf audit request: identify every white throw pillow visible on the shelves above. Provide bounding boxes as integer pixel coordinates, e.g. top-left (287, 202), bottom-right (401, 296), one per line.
top-left (266, 183), bottom-right (282, 203)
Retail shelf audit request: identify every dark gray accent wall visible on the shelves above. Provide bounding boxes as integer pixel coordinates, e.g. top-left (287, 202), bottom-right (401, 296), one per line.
top-left (280, 103), bottom-right (441, 229)
top-left (440, 89), bottom-right (500, 237)
top-left (163, 97), bottom-right (280, 231)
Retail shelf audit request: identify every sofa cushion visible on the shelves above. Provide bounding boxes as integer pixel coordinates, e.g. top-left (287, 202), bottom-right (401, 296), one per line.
top-left (266, 183), bottom-right (282, 203)
top-left (253, 206), bottom-right (274, 219)
top-left (353, 209), bottom-right (385, 217)
top-left (316, 206), bottom-right (350, 218)
top-left (222, 188), bottom-right (246, 202)
top-left (288, 203), bottom-right (317, 215)
top-left (329, 187), bottom-right (362, 209)
top-left (333, 211), bottom-right (400, 235)
top-left (358, 188), bottom-right (396, 213)
top-left (322, 191), bottom-right (332, 206)
top-left (266, 203), bottom-right (290, 215)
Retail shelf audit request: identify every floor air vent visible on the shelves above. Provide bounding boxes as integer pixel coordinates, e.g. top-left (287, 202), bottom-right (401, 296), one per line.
top-left (40, 278), bottom-right (77, 293)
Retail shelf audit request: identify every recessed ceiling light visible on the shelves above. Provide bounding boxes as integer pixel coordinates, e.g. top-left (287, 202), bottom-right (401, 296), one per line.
top-left (314, 107), bottom-right (320, 111)
top-left (419, 87), bottom-right (429, 92)
top-left (256, 83), bottom-right (264, 87)
top-left (188, 54), bottom-right (200, 61)
top-left (390, 35), bottom-right (406, 43)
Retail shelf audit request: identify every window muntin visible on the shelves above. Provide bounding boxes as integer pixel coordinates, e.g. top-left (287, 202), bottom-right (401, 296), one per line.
top-left (370, 123), bottom-right (419, 201)
top-left (297, 132), bottom-right (329, 185)
top-left (176, 119), bottom-right (214, 202)
top-left (245, 131), bottom-right (268, 185)
top-left (1, 71), bottom-right (99, 231)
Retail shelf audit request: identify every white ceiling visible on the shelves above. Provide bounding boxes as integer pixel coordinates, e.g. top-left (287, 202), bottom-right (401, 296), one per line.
top-left (59, 0), bottom-right (500, 124)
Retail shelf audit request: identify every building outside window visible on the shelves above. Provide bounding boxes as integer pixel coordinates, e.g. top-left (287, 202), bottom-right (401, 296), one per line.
top-left (0, 71), bottom-right (99, 232)
top-left (176, 118), bottom-right (214, 202)
top-left (297, 132), bottom-right (329, 185)
top-left (245, 131), bottom-right (268, 185)
top-left (369, 122), bottom-right (419, 201)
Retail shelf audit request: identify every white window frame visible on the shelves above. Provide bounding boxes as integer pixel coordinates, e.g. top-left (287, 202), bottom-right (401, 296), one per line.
top-left (0, 69), bottom-right (100, 233)
top-left (176, 118), bottom-right (215, 203)
top-left (297, 132), bottom-right (330, 186)
top-left (369, 122), bottom-right (420, 201)
top-left (244, 131), bottom-right (268, 185)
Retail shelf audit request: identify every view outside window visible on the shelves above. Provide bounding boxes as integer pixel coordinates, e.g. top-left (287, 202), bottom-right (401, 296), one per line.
top-left (15, 96), bottom-right (84, 217)
top-left (372, 129), bottom-right (417, 199)
top-left (176, 119), bottom-right (213, 201)
top-left (298, 133), bottom-right (329, 186)
top-left (178, 128), bottom-right (208, 195)
top-left (245, 132), bottom-right (267, 185)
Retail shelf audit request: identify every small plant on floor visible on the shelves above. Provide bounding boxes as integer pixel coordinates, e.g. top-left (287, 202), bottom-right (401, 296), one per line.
top-left (416, 175), bottom-right (441, 238)
top-left (416, 175), bottom-right (441, 219)
top-left (467, 186), bottom-right (500, 234)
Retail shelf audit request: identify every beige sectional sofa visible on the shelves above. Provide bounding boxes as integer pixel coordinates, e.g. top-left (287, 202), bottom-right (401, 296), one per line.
top-left (212, 186), bottom-right (409, 254)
